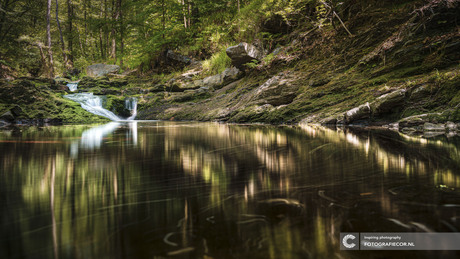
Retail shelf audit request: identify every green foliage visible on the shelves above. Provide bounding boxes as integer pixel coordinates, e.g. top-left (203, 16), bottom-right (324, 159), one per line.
top-left (202, 47), bottom-right (232, 76)
top-left (244, 59), bottom-right (259, 69)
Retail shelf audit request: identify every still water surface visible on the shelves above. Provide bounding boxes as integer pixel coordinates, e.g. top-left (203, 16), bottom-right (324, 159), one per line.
top-left (0, 121), bottom-right (459, 259)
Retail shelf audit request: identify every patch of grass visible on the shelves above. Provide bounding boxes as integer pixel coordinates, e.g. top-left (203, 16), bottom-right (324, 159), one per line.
top-left (202, 47), bottom-right (232, 76)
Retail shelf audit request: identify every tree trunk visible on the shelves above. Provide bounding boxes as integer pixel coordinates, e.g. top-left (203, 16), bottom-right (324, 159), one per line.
top-left (187, 1), bottom-right (191, 28)
top-left (237, 0), bottom-right (240, 12)
top-left (67, 0), bottom-right (74, 64)
top-left (118, 0), bottom-right (123, 67)
top-left (111, 0), bottom-right (116, 59)
top-left (162, 0), bottom-right (165, 39)
top-left (46, 0), bottom-right (54, 78)
top-left (182, 0), bottom-right (187, 28)
top-left (84, 0), bottom-right (88, 50)
top-left (100, 0), bottom-right (105, 59)
top-left (105, 0), bottom-right (109, 59)
top-left (55, 0), bottom-right (69, 68)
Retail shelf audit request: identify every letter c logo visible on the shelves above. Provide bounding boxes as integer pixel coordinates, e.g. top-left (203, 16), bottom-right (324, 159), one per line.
top-left (342, 234), bottom-right (356, 248)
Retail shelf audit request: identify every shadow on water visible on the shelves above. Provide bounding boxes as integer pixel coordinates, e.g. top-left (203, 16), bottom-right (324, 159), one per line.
top-left (0, 122), bottom-right (459, 258)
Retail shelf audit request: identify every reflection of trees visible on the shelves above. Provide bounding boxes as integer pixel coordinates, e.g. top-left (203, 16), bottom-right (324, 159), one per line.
top-left (0, 122), bottom-right (459, 258)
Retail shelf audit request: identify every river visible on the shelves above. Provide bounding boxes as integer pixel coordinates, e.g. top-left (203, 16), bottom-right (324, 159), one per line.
top-left (0, 121), bottom-right (459, 258)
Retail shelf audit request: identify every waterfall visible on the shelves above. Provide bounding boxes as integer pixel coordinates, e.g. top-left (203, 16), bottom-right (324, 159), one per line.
top-left (64, 93), bottom-right (122, 121)
top-left (64, 82), bottom-right (138, 121)
top-left (125, 97), bottom-right (138, 120)
top-left (67, 82), bottom-right (78, 92)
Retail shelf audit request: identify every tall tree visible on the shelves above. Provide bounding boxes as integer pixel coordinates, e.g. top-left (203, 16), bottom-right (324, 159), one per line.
top-left (118, 0), bottom-right (124, 67)
top-left (67, 0), bottom-right (74, 64)
top-left (46, 0), bottom-right (54, 77)
top-left (55, 0), bottom-right (69, 68)
top-left (110, 0), bottom-right (117, 59)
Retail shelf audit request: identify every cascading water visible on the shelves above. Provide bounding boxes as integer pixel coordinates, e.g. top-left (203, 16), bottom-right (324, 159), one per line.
top-left (67, 82), bottom-right (78, 92)
top-left (125, 97), bottom-right (138, 120)
top-left (64, 82), bottom-right (138, 121)
top-left (64, 93), bottom-right (122, 121)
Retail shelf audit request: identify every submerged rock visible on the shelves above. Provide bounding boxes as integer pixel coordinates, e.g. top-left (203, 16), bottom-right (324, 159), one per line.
top-left (86, 64), bottom-right (120, 78)
top-left (226, 43), bottom-right (264, 69)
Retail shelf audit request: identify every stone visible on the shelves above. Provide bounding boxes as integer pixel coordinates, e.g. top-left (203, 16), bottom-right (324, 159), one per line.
top-left (170, 67), bottom-right (242, 92)
top-left (320, 116), bottom-right (337, 125)
top-left (226, 43), bottom-right (264, 69)
top-left (63, 68), bottom-right (81, 79)
top-left (446, 121), bottom-right (457, 131)
top-left (424, 122), bottom-right (445, 131)
top-left (370, 89), bottom-right (406, 115)
top-left (388, 122), bottom-right (399, 130)
top-left (166, 50), bottom-right (192, 65)
top-left (252, 74), bottom-right (297, 106)
top-left (202, 67), bottom-right (242, 89)
top-left (344, 102), bottom-right (371, 123)
top-left (86, 64), bottom-right (120, 77)
top-left (1, 111), bottom-right (14, 122)
top-left (409, 85), bottom-right (432, 101)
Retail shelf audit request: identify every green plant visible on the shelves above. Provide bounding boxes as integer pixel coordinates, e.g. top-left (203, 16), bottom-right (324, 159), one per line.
top-left (244, 59), bottom-right (259, 69)
top-left (202, 47), bottom-right (232, 76)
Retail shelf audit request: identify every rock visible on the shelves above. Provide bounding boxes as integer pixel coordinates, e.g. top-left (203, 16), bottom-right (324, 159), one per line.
top-left (308, 77), bottom-right (330, 87)
top-left (1, 111), bottom-right (14, 122)
top-left (446, 121), bottom-right (457, 131)
top-left (398, 112), bottom-right (446, 128)
top-left (226, 43), bottom-right (264, 69)
top-left (202, 67), bottom-right (242, 89)
top-left (0, 119), bottom-right (9, 127)
top-left (344, 102), bottom-right (370, 123)
top-left (388, 122), bottom-right (399, 130)
top-left (86, 64), bottom-right (120, 77)
top-left (336, 114), bottom-right (345, 125)
top-left (424, 122), bottom-right (445, 131)
top-left (254, 104), bottom-right (274, 114)
top-left (252, 74), bottom-right (297, 106)
top-left (166, 50), bottom-right (192, 65)
top-left (63, 68), bottom-right (81, 79)
top-left (10, 105), bottom-right (24, 117)
top-left (262, 14), bottom-right (290, 34)
top-left (320, 116), bottom-right (337, 125)
top-left (409, 85), bottom-right (432, 101)
top-left (169, 67), bottom-right (242, 92)
top-left (370, 89), bottom-right (406, 115)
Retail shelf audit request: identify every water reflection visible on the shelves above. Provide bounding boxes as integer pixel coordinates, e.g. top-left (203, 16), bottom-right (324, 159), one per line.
top-left (0, 122), bottom-right (459, 258)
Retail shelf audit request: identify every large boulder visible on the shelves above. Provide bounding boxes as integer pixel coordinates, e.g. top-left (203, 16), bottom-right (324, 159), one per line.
top-left (226, 43), bottom-right (264, 70)
top-left (370, 89), bottom-right (406, 115)
top-left (166, 50), bottom-right (192, 65)
top-left (344, 103), bottom-right (371, 124)
top-left (86, 64), bottom-right (120, 78)
top-left (252, 74), bottom-right (297, 106)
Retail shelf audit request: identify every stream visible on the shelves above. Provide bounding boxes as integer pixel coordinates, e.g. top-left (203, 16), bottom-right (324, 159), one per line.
top-left (0, 122), bottom-right (459, 258)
